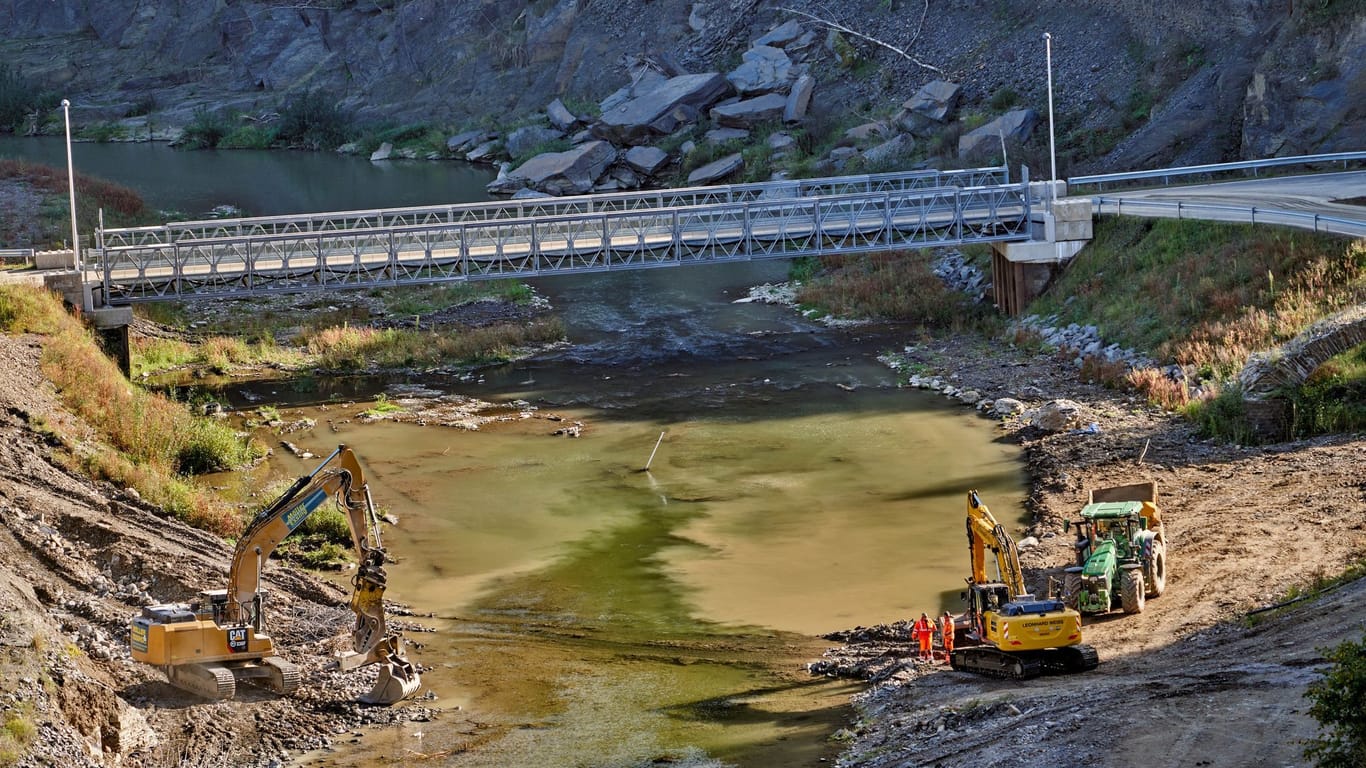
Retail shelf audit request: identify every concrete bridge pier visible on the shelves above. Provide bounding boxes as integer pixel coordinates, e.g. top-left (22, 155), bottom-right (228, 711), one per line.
top-left (89, 306), bottom-right (134, 379)
top-left (40, 266), bottom-right (134, 379)
top-left (990, 193), bottom-right (1093, 315)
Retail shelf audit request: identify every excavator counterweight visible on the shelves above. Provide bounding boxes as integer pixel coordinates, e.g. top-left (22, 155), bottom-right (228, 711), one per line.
top-left (130, 445), bottom-right (421, 704)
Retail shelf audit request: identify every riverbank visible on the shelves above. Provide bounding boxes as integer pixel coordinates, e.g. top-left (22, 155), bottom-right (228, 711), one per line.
top-left (808, 327), bottom-right (1366, 767)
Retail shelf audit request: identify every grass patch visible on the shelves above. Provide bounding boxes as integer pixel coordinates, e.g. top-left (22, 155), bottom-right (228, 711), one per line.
top-left (1028, 218), bottom-right (1366, 379)
top-left (1286, 342), bottom-right (1366, 437)
top-left (303, 318), bottom-right (565, 370)
top-left (0, 704), bottom-right (37, 765)
top-left (359, 394), bottom-right (404, 418)
top-left (795, 250), bottom-right (997, 331)
top-left (381, 280), bottom-right (533, 316)
top-left (1, 285), bottom-right (262, 534)
top-left (0, 158), bottom-right (154, 248)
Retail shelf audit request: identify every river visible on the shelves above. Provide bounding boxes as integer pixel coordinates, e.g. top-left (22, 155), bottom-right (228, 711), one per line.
top-left (0, 137), bottom-right (1029, 767)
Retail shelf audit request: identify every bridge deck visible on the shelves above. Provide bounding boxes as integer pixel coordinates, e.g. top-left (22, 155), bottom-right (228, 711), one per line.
top-left (94, 167), bottom-right (1034, 304)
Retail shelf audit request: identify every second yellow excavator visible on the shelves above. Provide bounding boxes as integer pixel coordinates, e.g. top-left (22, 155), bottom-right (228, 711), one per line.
top-left (129, 445), bottom-right (421, 704)
top-left (949, 490), bottom-right (1099, 679)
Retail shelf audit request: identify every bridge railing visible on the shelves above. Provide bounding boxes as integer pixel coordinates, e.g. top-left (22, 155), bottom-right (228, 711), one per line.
top-left (97, 181), bottom-right (1032, 303)
top-left (95, 166), bottom-right (1010, 248)
top-left (1068, 151), bottom-right (1366, 190)
top-left (1090, 196), bottom-right (1366, 237)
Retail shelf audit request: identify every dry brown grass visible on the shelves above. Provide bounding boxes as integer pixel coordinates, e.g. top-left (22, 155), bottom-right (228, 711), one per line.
top-left (1, 285), bottom-right (255, 534)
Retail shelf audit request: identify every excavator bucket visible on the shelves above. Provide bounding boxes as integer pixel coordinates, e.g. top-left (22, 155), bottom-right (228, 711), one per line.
top-left (360, 654), bottom-right (421, 705)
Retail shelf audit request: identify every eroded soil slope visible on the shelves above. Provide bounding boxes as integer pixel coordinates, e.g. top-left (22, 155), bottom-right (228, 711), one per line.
top-left (0, 333), bottom-right (453, 767)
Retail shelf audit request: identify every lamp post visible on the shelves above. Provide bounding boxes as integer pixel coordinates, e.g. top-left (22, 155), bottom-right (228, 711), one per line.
top-left (1043, 33), bottom-right (1057, 209)
top-left (60, 99), bottom-right (80, 275)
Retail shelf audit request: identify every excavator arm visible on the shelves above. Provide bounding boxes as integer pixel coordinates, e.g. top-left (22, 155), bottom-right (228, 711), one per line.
top-left (965, 490), bottom-right (1027, 598)
top-left (226, 444), bottom-right (419, 703)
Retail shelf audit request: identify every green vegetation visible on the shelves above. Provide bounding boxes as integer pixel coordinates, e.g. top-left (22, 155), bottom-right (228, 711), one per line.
top-left (304, 318), bottom-right (564, 370)
top-left (0, 704), bottom-right (36, 765)
top-left (1025, 217), bottom-right (1364, 441)
top-left (359, 393), bottom-right (404, 418)
top-left (178, 90), bottom-right (354, 151)
top-left (1304, 631), bottom-right (1366, 768)
top-left (0, 62), bottom-right (51, 132)
top-left (1287, 343), bottom-right (1366, 437)
top-left (381, 280), bottom-right (533, 316)
top-left (0, 285), bottom-right (263, 534)
top-left (1029, 218), bottom-right (1365, 378)
top-left (795, 250), bottom-right (997, 332)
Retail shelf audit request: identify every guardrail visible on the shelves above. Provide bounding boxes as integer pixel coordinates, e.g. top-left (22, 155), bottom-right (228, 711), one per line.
top-left (1090, 196), bottom-right (1366, 238)
top-left (1068, 151), bottom-right (1366, 189)
top-left (0, 248), bottom-right (35, 266)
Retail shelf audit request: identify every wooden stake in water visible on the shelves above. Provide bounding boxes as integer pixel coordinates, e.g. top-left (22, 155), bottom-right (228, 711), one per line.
top-left (643, 431), bottom-right (666, 472)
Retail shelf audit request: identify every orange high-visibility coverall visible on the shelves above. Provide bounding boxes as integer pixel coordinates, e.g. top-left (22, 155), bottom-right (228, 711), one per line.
top-left (913, 615), bottom-right (934, 659)
top-left (941, 613), bottom-right (955, 654)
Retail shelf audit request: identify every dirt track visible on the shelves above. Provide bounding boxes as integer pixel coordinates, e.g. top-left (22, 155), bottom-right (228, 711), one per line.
top-left (817, 338), bottom-right (1366, 768)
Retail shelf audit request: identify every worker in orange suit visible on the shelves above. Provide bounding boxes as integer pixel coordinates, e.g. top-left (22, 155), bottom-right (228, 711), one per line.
top-left (940, 611), bottom-right (955, 660)
top-left (913, 612), bottom-right (935, 661)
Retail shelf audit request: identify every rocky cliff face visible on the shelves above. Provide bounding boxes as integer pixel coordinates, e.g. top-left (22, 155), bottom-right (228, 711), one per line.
top-left (0, 0), bottom-right (1360, 170)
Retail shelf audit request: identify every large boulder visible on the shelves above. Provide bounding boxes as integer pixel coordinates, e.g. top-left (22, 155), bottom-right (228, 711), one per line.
top-left (958, 108), bottom-right (1039, 158)
top-left (862, 134), bottom-right (914, 167)
top-left (593, 73), bottom-right (733, 145)
top-left (446, 130), bottom-right (494, 155)
top-left (488, 140), bottom-right (617, 196)
top-left (1031, 399), bottom-right (1087, 432)
top-left (710, 92), bottom-right (787, 128)
top-left (754, 19), bottom-right (804, 48)
top-left (726, 45), bottom-right (797, 96)
top-left (687, 153), bottom-right (744, 185)
top-left (505, 125), bottom-right (565, 160)
top-left (546, 98), bottom-right (579, 132)
top-left (905, 80), bottom-right (962, 122)
top-left (624, 145), bottom-right (669, 176)
top-left (784, 74), bottom-right (814, 123)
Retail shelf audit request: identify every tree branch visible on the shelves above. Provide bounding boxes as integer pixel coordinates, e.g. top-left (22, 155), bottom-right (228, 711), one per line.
top-left (778, 4), bottom-right (943, 75)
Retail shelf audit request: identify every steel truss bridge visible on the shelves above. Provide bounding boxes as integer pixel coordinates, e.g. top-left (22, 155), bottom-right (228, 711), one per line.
top-left (91, 165), bottom-right (1033, 305)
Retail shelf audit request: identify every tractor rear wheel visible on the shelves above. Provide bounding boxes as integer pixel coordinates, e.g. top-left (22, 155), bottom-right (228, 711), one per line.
top-left (1145, 541), bottom-right (1167, 598)
top-left (1120, 569), bottom-right (1145, 614)
top-left (1063, 572), bottom-right (1082, 610)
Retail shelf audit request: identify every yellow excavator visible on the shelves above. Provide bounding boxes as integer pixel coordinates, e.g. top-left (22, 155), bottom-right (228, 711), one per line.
top-left (129, 445), bottom-right (421, 704)
top-left (949, 490), bottom-right (1099, 679)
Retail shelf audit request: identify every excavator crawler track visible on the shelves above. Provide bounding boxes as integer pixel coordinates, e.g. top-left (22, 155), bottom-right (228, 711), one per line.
top-left (164, 662), bottom-right (236, 700)
top-left (260, 656), bottom-right (302, 695)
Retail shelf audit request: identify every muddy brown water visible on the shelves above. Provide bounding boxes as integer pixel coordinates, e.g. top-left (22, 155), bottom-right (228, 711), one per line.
top-left (0, 138), bottom-right (1029, 766)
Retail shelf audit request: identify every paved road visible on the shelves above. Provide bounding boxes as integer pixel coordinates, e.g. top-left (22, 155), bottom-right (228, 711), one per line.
top-left (1095, 170), bottom-right (1366, 222)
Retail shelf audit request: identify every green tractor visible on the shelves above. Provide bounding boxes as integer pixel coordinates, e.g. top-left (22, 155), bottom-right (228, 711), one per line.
top-left (1062, 482), bottom-right (1167, 615)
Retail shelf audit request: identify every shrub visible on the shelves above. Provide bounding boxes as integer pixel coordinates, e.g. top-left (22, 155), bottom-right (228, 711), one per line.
top-left (1304, 633), bottom-right (1366, 768)
top-left (218, 123), bottom-right (277, 149)
top-left (179, 107), bottom-right (231, 150)
top-left (1127, 366), bottom-right (1191, 409)
top-left (1180, 383), bottom-right (1254, 444)
top-left (795, 251), bottom-right (992, 330)
top-left (0, 62), bottom-right (49, 132)
top-left (275, 90), bottom-right (351, 150)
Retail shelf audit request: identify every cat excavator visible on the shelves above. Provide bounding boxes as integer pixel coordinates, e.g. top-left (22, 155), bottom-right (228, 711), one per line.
top-left (129, 445), bottom-right (421, 704)
top-left (949, 490), bottom-right (1099, 679)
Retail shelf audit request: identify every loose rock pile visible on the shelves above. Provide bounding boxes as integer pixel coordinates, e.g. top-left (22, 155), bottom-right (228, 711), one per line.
top-left (469, 19), bottom-right (1040, 197)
